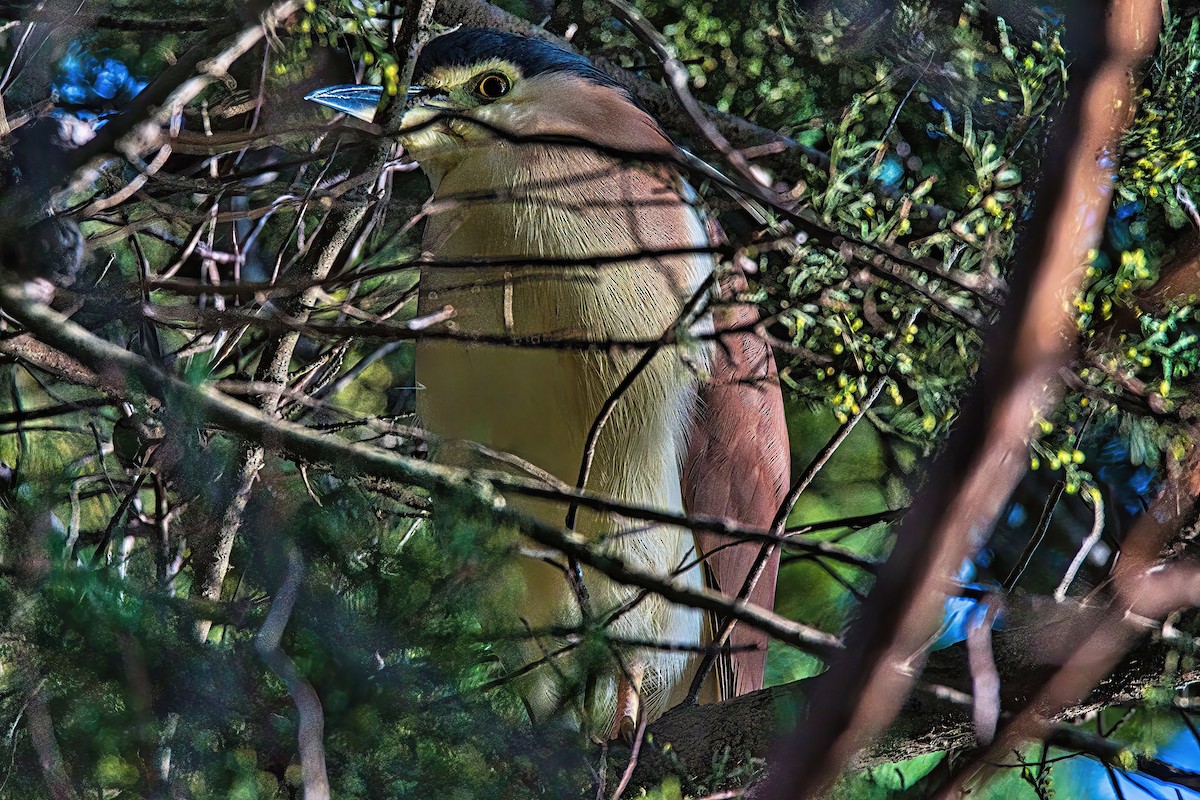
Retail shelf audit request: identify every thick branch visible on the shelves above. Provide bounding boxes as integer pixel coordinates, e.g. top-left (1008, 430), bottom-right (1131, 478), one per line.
top-left (0, 282), bottom-right (839, 657)
top-left (626, 613), bottom-right (1198, 791)
top-left (758, 1), bottom-right (1152, 796)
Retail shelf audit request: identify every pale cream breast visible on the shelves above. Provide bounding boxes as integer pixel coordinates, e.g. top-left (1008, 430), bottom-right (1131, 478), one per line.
top-left (414, 125), bottom-right (714, 728)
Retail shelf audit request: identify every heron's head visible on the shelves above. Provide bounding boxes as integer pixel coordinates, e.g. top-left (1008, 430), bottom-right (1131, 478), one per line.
top-left (306, 28), bottom-right (674, 178)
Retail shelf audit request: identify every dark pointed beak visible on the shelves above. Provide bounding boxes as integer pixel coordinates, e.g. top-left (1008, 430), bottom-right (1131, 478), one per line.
top-left (304, 84), bottom-right (385, 122)
top-left (304, 84), bottom-right (430, 123)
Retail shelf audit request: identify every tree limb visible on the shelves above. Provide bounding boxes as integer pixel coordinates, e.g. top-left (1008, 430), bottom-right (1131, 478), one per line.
top-left (0, 281), bottom-right (840, 657)
top-left (626, 607), bottom-right (1200, 792)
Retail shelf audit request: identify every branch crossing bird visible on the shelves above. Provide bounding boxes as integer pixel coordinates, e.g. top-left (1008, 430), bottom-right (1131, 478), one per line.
top-left (308, 27), bottom-right (790, 739)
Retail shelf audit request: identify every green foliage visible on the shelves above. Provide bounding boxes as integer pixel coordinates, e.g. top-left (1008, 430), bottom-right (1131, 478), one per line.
top-left (827, 751), bottom-right (945, 799)
top-left (1032, 4), bottom-right (1200, 504)
top-left (765, 7), bottom-right (1062, 445)
top-left (1118, 12), bottom-right (1200, 225)
top-left (5, 1), bottom-right (1200, 799)
top-left (579, 1), bottom-right (1066, 448)
top-left (0, 451), bottom-right (589, 799)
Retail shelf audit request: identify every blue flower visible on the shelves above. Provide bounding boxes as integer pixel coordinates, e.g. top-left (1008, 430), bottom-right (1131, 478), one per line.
top-left (54, 82), bottom-right (89, 104)
top-left (931, 559), bottom-right (1003, 650)
top-left (1094, 436), bottom-right (1160, 517)
top-left (58, 43), bottom-right (97, 84)
top-left (1109, 218), bottom-right (1134, 250)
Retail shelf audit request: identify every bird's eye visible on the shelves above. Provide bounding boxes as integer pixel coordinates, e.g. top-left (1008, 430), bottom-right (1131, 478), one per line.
top-left (472, 72), bottom-right (511, 100)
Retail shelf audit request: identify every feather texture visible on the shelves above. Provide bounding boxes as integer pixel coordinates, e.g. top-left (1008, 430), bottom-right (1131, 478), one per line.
top-left (399, 60), bottom-right (788, 730)
top-left (683, 264), bottom-right (790, 699)
top-left (412, 75), bottom-right (714, 732)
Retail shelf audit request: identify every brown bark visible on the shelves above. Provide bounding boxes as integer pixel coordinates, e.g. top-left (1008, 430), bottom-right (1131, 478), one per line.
top-left (626, 615), bottom-right (1198, 791)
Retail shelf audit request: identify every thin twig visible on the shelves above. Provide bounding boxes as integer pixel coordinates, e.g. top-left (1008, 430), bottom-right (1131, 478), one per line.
top-left (255, 549), bottom-right (330, 800)
top-left (0, 282), bottom-right (841, 656)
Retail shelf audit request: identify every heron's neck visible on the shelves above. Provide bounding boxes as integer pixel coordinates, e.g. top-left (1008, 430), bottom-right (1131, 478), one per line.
top-left (423, 144), bottom-right (689, 261)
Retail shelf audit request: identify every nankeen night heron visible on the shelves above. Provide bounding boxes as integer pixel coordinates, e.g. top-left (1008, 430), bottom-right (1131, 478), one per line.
top-left (307, 27), bottom-right (790, 737)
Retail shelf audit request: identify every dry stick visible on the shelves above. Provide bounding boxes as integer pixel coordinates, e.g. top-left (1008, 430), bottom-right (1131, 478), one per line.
top-left (0, 333), bottom-right (107, 392)
top-left (1053, 487), bottom-right (1106, 602)
top-left (0, 308), bottom-right (874, 570)
top-left (0, 282), bottom-right (840, 657)
top-left (191, 0), bottom-right (439, 640)
top-left (759, 0), bottom-right (1139, 794)
top-left (966, 602), bottom-right (1002, 746)
top-left (1002, 480), bottom-right (1065, 592)
top-left (925, 5), bottom-right (1167, 794)
top-left (255, 549), bottom-right (330, 800)
top-left (602, 0), bottom-right (770, 194)
top-left (610, 688), bottom-right (651, 800)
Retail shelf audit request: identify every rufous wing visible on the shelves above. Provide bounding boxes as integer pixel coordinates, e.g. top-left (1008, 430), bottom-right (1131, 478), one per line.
top-left (682, 266), bottom-right (790, 700)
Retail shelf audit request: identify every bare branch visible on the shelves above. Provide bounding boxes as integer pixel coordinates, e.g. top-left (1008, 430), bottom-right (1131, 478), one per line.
top-left (760, 0), bottom-right (1155, 795)
top-left (255, 549), bottom-right (330, 800)
top-left (0, 282), bottom-right (840, 656)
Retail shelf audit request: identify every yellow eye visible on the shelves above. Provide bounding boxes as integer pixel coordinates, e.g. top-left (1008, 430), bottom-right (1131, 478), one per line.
top-left (473, 72), bottom-right (511, 100)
